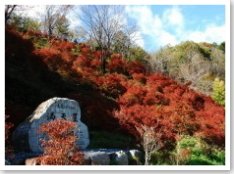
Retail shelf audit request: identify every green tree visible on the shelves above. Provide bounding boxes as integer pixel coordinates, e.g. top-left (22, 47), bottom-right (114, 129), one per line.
top-left (128, 46), bottom-right (150, 61)
top-left (54, 15), bottom-right (70, 39)
top-left (43, 5), bottom-right (72, 37)
top-left (10, 14), bottom-right (41, 31)
top-left (218, 42), bottom-right (225, 53)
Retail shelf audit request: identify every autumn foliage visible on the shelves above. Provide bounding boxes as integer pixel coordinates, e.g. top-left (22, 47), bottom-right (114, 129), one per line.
top-left (37, 119), bottom-right (84, 165)
top-left (115, 73), bottom-right (224, 149)
top-left (5, 28), bottom-right (225, 164)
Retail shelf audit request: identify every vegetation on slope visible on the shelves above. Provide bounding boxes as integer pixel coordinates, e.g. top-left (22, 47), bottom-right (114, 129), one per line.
top-left (5, 26), bottom-right (225, 165)
top-left (149, 41), bottom-right (225, 96)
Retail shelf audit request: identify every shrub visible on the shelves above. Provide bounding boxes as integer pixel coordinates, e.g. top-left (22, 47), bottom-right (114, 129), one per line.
top-left (150, 150), bottom-right (174, 165)
top-left (108, 54), bottom-right (127, 74)
top-left (52, 40), bottom-right (75, 52)
top-left (36, 46), bottom-right (59, 56)
top-left (126, 60), bottom-right (146, 75)
top-left (115, 72), bottom-right (225, 163)
top-left (212, 78), bottom-right (225, 106)
top-left (96, 73), bottom-right (127, 98)
top-left (38, 119), bottom-right (84, 165)
top-left (132, 73), bottom-right (147, 84)
top-left (118, 84), bottom-right (146, 107)
top-left (34, 37), bottom-right (49, 49)
top-left (172, 136), bottom-right (225, 165)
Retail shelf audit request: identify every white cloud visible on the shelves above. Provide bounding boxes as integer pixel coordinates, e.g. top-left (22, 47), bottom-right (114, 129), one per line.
top-left (159, 31), bottom-right (177, 46)
top-left (68, 6), bottom-right (82, 30)
top-left (186, 24), bottom-right (225, 44)
top-left (134, 31), bottom-right (144, 48)
top-left (15, 5), bottom-right (225, 51)
top-left (15, 5), bottom-right (82, 31)
top-left (126, 5), bottom-right (179, 50)
top-left (16, 5), bottom-right (46, 20)
top-left (126, 6), bottom-right (157, 34)
top-left (163, 6), bottom-right (184, 28)
top-left (125, 5), bottom-right (225, 51)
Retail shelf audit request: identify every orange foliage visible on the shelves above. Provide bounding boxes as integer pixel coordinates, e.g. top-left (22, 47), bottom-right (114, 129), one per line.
top-left (6, 27), bottom-right (225, 153)
top-left (95, 73), bottom-right (127, 98)
top-left (38, 119), bottom-right (84, 165)
top-left (115, 73), bottom-right (225, 147)
top-left (108, 54), bottom-right (127, 74)
top-left (132, 73), bottom-right (147, 84)
top-left (126, 60), bottom-right (146, 75)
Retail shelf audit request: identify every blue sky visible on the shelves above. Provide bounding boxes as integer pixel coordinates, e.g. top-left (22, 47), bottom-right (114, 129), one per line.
top-left (125, 5), bottom-right (225, 52)
top-left (21, 5), bottom-right (225, 52)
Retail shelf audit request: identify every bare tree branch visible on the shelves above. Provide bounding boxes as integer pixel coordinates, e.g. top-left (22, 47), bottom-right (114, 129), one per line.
top-left (5, 5), bottom-right (17, 24)
top-left (76, 5), bottom-right (138, 73)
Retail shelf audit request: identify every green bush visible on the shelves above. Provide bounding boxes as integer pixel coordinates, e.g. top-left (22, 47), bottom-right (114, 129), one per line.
top-left (212, 78), bottom-right (225, 106)
top-left (33, 37), bottom-right (49, 49)
top-left (11, 14), bottom-right (41, 32)
top-left (173, 136), bottom-right (225, 165)
top-left (150, 150), bottom-right (173, 165)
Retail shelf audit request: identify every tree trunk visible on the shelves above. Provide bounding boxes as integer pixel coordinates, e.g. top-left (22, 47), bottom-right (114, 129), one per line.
top-left (49, 27), bottom-right (53, 37)
top-left (142, 128), bottom-right (158, 165)
top-left (144, 146), bottom-right (150, 165)
top-left (5, 5), bottom-right (16, 24)
top-left (101, 56), bottom-right (106, 74)
top-left (101, 49), bottom-right (109, 74)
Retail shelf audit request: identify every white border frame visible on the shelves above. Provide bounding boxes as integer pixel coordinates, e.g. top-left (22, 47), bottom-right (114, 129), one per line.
top-left (0, 0), bottom-right (230, 171)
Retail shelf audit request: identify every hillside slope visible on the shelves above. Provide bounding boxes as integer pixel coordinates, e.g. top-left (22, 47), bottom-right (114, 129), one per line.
top-left (5, 27), bottom-right (225, 165)
top-left (5, 28), bottom-right (122, 132)
top-left (149, 41), bottom-right (225, 95)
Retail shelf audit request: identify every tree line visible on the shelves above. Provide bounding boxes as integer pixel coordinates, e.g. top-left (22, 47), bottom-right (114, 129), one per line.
top-left (5, 5), bottom-right (147, 74)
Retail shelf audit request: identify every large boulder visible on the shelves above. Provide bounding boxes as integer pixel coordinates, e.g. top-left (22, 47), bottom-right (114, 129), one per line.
top-left (12, 97), bottom-right (90, 153)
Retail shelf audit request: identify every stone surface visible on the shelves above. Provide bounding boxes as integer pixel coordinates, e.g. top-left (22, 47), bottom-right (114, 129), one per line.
top-left (114, 150), bottom-right (128, 165)
top-left (12, 97), bottom-right (89, 153)
top-left (83, 149), bottom-right (142, 165)
top-left (25, 157), bottom-right (39, 165)
top-left (9, 149), bottom-right (142, 165)
top-left (84, 151), bottom-right (110, 165)
top-left (128, 149), bottom-right (144, 165)
top-left (8, 152), bottom-right (41, 165)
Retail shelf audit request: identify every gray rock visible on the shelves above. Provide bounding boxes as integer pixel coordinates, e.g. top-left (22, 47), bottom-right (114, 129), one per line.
top-left (113, 150), bottom-right (128, 165)
top-left (128, 149), bottom-right (144, 165)
top-left (11, 121), bottom-right (31, 152)
top-left (83, 149), bottom-right (142, 165)
top-left (84, 152), bottom-right (110, 165)
top-left (25, 157), bottom-right (39, 165)
top-left (12, 97), bottom-right (90, 153)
